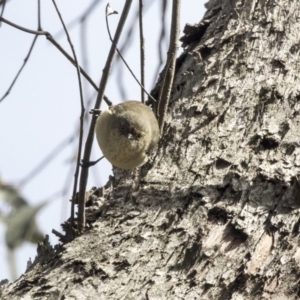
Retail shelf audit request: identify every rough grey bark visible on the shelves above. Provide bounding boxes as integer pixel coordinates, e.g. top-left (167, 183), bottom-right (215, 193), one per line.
top-left (2, 0), bottom-right (300, 299)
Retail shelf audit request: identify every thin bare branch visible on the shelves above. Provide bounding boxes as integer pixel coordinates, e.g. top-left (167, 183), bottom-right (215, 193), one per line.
top-left (0, 0), bottom-right (6, 24)
top-left (157, 0), bottom-right (181, 133)
top-left (52, 0), bottom-right (85, 225)
top-left (0, 16), bottom-right (45, 34)
top-left (77, 0), bottom-right (133, 231)
top-left (0, 35), bottom-right (38, 102)
top-left (52, 229), bottom-right (65, 239)
top-left (103, 95), bottom-right (112, 106)
top-left (37, 0), bottom-right (41, 30)
top-left (139, 0), bottom-right (145, 103)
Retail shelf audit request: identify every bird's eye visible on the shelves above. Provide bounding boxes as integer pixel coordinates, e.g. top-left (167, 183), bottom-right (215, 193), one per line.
top-left (119, 124), bottom-right (127, 134)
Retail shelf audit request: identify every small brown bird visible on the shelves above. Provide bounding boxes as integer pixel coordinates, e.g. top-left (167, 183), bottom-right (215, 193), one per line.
top-left (95, 101), bottom-right (160, 169)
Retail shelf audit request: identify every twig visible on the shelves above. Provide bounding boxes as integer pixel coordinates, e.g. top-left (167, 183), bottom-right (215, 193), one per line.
top-left (52, 228), bottom-right (65, 239)
top-left (0, 0), bottom-right (6, 25)
top-left (145, 289), bottom-right (150, 300)
top-left (0, 35), bottom-right (38, 102)
top-left (139, 0), bottom-right (145, 103)
top-left (156, 54), bottom-right (173, 116)
top-left (105, 6), bottom-right (156, 104)
top-left (37, 0), bottom-right (41, 30)
top-left (0, 15), bottom-right (111, 106)
top-left (157, 0), bottom-right (181, 133)
top-left (77, 0), bottom-right (133, 231)
top-left (0, 16), bottom-right (46, 34)
top-left (52, 0), bottom-right (85, 224)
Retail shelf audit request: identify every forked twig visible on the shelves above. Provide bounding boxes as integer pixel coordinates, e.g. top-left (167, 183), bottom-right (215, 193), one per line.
top-left (77, 0), bottom-right (133, 231)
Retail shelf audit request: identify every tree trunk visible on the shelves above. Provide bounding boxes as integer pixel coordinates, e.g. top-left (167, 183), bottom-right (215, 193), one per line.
top-left (2, 0), bottom-right (300, 299)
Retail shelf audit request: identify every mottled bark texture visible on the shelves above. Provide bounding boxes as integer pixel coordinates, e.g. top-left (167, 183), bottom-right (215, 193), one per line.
top-left (2, 0), bottom-right (300, 299)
